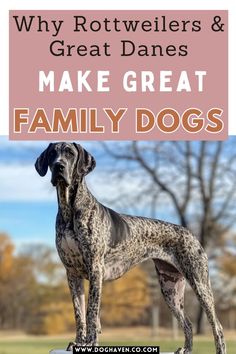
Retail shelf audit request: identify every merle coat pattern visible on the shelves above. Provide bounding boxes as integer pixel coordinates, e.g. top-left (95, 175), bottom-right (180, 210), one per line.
top-left (35, 142), bottom-right (226, 354)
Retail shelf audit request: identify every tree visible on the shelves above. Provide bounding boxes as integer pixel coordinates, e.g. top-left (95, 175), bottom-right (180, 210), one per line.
top-left (0, 233), bottom-right (14, 280)
top-left (19, 243), bottom-right (66, 285)
top-left (0, 233), bottom-right (15, 328)
top-left (18, 243), bottom-right (74, 334)
top-left (211, 232), bottom-right (236, 326)
top-left (101, 140), bottom-right (236, 333)
top-left (0, 235), bottom-right (72, 333)
top-left (0, 233), bottom-right (37, 329)
top-left (102, 265), bottom-right (150, 326)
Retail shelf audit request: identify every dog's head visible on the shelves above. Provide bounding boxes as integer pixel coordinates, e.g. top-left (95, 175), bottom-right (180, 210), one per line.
top-left (35, 142), bottom-right (96, 187)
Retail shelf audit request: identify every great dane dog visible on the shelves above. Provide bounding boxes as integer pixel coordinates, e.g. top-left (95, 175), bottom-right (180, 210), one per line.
top-left (35, 142), bottom-right (226, 354)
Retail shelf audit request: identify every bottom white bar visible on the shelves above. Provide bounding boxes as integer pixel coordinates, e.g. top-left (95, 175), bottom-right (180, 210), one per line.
top-left (50, 351), bottom-right (174, 354)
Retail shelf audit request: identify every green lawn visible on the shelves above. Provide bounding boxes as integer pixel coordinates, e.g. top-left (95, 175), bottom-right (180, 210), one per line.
top-left (0, 338), bottom-right (235, 354)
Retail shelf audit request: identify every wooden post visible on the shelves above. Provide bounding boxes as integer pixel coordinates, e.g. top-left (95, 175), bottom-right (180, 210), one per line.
top-left (151, 305), bottom-right (160, 337)
top-left (172, 315), bottom-right (178, 339)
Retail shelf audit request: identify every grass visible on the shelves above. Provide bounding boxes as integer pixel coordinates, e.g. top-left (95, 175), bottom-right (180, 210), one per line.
top-left (0, 337), bottom-right (235, 354)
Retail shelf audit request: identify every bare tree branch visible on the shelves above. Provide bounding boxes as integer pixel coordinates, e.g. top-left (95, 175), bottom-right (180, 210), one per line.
top-left (131, 142), bottom-right (188, 226)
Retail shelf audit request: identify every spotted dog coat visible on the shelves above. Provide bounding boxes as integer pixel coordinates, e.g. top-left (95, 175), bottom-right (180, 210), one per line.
top-left (35, 142), bottom-right (226, 354)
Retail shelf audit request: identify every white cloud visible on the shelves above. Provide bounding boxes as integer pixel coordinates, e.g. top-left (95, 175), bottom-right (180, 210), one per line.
top-left (0, 137), bottom-right (47, 150)
top-left (0, 163), bottom-right (55, 201)
top-left (0, 138), bottom-right (108, 153)
top-left (0, 162), bottom-right (145, 205)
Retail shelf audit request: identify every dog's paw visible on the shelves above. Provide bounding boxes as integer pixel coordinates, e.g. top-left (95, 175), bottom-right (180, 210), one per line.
top-left (66, 342), bottom-right (76, 351)
top-left (85, 342), bottom-right (98, 346)
top-left (174, 348), bottom-right (191, 354)
top-left (85, 333), bottom-right (98, 346)
top-left (66, 341), bottom-right (87, 350)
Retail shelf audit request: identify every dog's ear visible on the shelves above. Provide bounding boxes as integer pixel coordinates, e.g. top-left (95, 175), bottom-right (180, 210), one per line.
top-left (73, 143), bottom-right (96, 176)
top-left (35, 143), bottom-right (52, 176)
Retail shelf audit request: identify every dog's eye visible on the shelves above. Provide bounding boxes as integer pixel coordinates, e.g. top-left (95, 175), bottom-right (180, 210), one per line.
top-left (65, 148), bottom-right (74, 157)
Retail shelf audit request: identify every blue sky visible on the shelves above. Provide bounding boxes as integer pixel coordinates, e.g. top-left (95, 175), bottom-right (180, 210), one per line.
top-left (0, 138), bottom-right (56, 246)
top-left (0, 201), bottom-right (57, 246)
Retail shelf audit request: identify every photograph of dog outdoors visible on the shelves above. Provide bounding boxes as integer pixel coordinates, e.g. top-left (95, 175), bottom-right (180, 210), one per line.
top-left (0, 139), bottom-right (236, 354)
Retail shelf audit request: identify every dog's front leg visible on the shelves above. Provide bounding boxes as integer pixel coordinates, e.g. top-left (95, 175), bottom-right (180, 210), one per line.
top-left (86, 267), bottom-right (103, 346)
top-left (66, 270), bottom-right (86, 347)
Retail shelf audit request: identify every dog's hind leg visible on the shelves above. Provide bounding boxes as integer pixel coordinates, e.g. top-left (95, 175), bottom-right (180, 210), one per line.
top-left (153, 259), bottom-right (193, 354)
top-left (193, 280), bottom-right (225, 354)
top-left (176, 248), bottom-right (226, 354)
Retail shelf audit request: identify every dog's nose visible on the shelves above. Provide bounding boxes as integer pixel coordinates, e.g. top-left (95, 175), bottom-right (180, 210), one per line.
top-left (55, 162), bottom-right (65, 172)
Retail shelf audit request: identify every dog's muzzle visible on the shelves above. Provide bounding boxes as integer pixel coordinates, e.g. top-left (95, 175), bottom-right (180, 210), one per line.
top-left (51, 162), bottom-right (69, 187)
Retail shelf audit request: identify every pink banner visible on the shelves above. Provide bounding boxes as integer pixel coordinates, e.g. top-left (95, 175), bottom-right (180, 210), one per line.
top-left (9, 10), bottom-right (228, 140)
